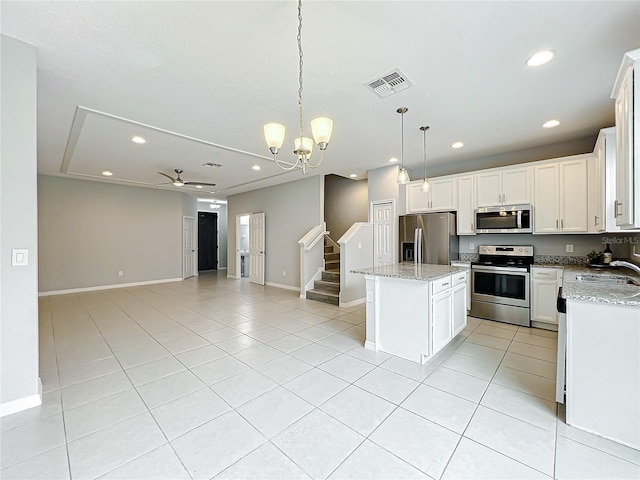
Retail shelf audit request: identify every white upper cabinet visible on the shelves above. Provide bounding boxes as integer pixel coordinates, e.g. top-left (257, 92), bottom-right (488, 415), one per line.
top-left (612, 49), bottom-right (640, 229)
top-left (406, 177), bottom-right (456, 213)
top-left (456, 175), bottom-right (476, 235)
top-left (476, 166), bottom-right (531, 207)
top-left (587, 149), bottom-right (605, 233)
top-left (534, 157), bottom-right (589, 233)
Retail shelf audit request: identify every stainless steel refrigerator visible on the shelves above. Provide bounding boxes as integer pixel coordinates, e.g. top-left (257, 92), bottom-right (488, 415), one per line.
top-left (399, 213), bottom-right (459, 265)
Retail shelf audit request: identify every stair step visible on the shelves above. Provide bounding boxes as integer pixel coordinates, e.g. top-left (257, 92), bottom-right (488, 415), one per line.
top-left (322, 271), bottom-right (340, 282)
top-left (314, 279), bottom-right (340, 293)
top-left (324, 246), bottom-right (334, 254)
top-left (325, 260), bottom-right (340, 269)
top-left (325, 253), bottom-right (340, 262)
top-left (307, 289), bottom-right (339, 306)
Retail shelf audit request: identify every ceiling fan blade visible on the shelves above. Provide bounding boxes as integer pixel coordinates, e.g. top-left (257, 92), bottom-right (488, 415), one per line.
top-left (184, 181), bottom-right (217, 186)
top-left (157, 172), bottom-right (176, 182)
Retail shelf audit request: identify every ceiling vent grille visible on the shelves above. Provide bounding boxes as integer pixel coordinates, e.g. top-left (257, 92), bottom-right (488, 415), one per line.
top-left (365, 69), bottom-right (412, 98)
top-left (202, 162), bottom-right (222, 168)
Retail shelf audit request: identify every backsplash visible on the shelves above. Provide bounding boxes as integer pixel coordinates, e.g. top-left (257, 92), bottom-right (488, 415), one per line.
top-left (459, 253), bottom-right (478, 262)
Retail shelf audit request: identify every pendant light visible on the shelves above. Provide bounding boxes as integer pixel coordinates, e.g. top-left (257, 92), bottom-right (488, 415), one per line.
top-left (420, 126), bottom-right (431, 192)
top-left (263, 0), bottom-right (333, 174)
top-left (396, 107), bottom-right (410, 184)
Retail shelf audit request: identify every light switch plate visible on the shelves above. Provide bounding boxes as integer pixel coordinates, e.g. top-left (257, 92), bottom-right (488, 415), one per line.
top-left (12, 249), bottom-right (28, 266)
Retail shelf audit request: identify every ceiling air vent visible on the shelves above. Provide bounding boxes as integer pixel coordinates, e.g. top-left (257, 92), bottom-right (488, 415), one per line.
top-left (202, 162), bottom-right (222, 168)
top-left (365, 69), bottom-right (412, 98)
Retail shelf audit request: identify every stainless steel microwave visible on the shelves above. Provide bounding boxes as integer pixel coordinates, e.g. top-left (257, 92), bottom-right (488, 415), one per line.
top-left (475, 204), bottom-right (533, 234)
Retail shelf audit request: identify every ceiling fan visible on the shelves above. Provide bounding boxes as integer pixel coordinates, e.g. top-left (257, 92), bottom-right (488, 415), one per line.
top-left (157, 169), bottom-right (216, 187)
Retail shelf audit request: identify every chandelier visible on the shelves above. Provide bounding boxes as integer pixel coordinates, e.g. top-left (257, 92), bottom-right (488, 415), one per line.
top-left (263, 0), bottom-right (333, 174)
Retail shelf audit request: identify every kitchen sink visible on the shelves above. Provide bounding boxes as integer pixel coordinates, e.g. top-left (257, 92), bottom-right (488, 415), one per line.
top-left (574, 274), bottom-right (640, 286)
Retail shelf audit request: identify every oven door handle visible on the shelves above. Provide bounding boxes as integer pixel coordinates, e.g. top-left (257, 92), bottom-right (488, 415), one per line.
top-left (472, 266), bottom-right (529, 275)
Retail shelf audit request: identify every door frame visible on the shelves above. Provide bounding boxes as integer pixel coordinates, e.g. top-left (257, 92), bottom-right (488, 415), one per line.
top-left (182, 216), bottom-right (198, 279)
top-left (235, 213), bottom-right (252, 279)
top-left (369, 199), bottom-right (397, 264)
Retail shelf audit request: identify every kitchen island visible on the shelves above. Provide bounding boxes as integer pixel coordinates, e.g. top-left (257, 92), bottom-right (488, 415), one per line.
top-left (557, 268), bottom-right (640, 450)
top-left (351, 263), bottom-right (468, 364)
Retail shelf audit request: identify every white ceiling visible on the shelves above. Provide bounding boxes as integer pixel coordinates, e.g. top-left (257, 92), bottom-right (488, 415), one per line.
top-left (2, 1), bottom-right (639, 200)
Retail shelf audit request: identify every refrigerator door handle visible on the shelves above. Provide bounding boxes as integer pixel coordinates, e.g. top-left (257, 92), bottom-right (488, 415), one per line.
top-left (413, 228), bottom-right (419, 264)
top-left (417, 228), bottom-right (423, 263)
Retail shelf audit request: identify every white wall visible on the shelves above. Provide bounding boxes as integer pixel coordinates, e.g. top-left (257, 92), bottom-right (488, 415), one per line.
top-left (38, 175), bottom-right (193, 292)
top-left (227, 176), bottom-right (323, 287)
top-left (1, 35), bottom-right (40, 412)
top-left (339, 223), bottom-right (373, 305)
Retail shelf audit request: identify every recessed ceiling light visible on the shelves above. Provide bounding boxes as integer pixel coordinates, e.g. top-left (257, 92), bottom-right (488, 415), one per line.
top-left (102, 170), bottom-right (113, 176)
top-left (350, 174), bottom-right (358, 178)
top-left (389, 157), bottom-right (399, 163)
top-left (131, 136), bottom-right (146, 144)
top-left (252, 165), bottom-right (261, 171)
top-left (451, 141), bottom-right (464, 149)
top-left (210, 204), bottom-right (221, 209)
top-left (526, 50), bottom-right (555, 67)
top-left (195, 185), bottom-right (203, 189)
top-left (542, 119), bottom-right (561, 128)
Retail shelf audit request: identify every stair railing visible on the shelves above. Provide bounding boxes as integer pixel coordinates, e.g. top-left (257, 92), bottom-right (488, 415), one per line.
top-left (298, 223), bottom-right (328, 299)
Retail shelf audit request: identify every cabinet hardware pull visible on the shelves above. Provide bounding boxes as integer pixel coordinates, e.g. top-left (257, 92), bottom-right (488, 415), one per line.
top-left (595, 215), bottom-right (598, 226)
top-left (556, 219), bottom-right (559, 228)
top-left (561, 219), bottom-right (564, 228)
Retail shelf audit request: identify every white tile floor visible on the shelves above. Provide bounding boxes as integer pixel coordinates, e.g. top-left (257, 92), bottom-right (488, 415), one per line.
top-left (2, 272), bottom-right (639, 480)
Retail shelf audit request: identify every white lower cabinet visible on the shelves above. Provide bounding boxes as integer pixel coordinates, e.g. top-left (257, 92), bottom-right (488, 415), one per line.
top-left (530, 267), bottom-right (563, 326)
top-left (452, 281), bottom-right (467, 336)
top-left (431, 290), bottom-right (452, 353)
top-left (430, 272), bottom-right (468, 354)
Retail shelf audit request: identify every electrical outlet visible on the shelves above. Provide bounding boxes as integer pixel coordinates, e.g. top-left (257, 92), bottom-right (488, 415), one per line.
top-left (118, 270), bottom-right (124, 277)
top-left (566, 244), bottom-right (574, 253)
top-left (469, 242), bottom-right (475, 251)
top-left (282, 270), bottom-right (286, 277)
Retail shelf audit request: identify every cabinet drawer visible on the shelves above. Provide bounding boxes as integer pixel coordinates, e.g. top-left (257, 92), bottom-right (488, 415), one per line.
top-left (532, 268), bottom-right (561, 280)
top-left (432, 275), bottom-right (452, 295)
top-left (452, 272), bottom-right (467, 286)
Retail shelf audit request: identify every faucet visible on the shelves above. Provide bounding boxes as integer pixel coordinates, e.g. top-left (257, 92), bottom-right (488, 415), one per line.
top-left (610, 260), bottom-right (640, 275)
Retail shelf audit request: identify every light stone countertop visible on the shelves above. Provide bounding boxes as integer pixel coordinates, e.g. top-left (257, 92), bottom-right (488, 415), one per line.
top-left (351, 263), bottom-right (467, 282)
top-left (533, 263), bottom-right (640, 307)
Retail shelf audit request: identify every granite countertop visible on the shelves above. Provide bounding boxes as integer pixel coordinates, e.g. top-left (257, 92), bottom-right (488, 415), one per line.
top-left (351, 263), bottom-right (467, 282)
top-left (533, 263), bottom-right (640, 307)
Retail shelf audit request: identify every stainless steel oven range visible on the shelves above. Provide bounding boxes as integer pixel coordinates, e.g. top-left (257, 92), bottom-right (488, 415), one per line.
top-left (470, 245), bottom-right (534, 327)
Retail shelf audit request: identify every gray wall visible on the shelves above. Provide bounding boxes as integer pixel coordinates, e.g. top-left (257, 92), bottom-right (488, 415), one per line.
top-left (459, 232), bottom-right (639, 259)
top-left (227, 176), bottom-right (323, 287)
top-left (324, 175), bottom-right (368, 241)
top-left (368, 164), bottom-right (403, 214)
top-left (1, 36), bottom-right (40, 408)
top-left (38, 175), bottom-right (191, 292)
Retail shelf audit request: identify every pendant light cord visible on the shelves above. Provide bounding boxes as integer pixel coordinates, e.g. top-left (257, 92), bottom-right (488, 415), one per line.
top-left (401, 111), bottom-right (404, 169)
top-left (423, 128), bottom-right (427, 178)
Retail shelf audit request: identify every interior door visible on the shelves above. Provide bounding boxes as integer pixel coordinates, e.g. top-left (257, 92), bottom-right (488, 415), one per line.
top-left (198, 212), bottom-right (218, 271)
top-left (183, 216), bottom-right (196, 279)
top-left (373, 202), bottom-right (393, 266)
top-left (249, 212), bottom-right (265, 285)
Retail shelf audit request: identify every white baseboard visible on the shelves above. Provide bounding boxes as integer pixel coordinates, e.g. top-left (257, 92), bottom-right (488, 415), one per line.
top-left (38, 278), bottom-right (183, 296)
top-left (364, 340), bottom-right (377, 351)
top-left (339, 297), bottom-right (365, 308)
top-left (265, 281), bottom-right (300, 292)
top-left (1, 378), bottom-right (42, 417)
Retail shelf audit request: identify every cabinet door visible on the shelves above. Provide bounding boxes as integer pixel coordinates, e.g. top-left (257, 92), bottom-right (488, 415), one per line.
top-left (614, 66), bottom-right (634, 227)
top-left (502, 167), bottom-right (531, 205)
top-left (531, 279), bottom-right (559, 324)
top-left (560, 159), bottom-right (588, 232)
top-left (587, 149), bottom-right (605, 233)
top-left (431, 290), bottom-right (452, 354)
top-left (429, 177), bottom-right (456, 211)
top-left (452, 283), bottom-right (467, 336)
top-left (457, 176), bottom-right (476, 235)
top-left (476, 172), bottom-right (502, 207)
top-left (407, 181), bottom-right (430, 213)
top-left (533, 164), bottom-right (560, 233)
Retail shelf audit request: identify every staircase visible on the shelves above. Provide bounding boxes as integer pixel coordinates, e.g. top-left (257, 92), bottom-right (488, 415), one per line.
top-left (306, 241), bottom-right (340, 306)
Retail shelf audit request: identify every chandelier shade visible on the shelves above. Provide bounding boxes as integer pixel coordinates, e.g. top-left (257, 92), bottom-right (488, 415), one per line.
top-left (264, 123), bottom-right (286, 154)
